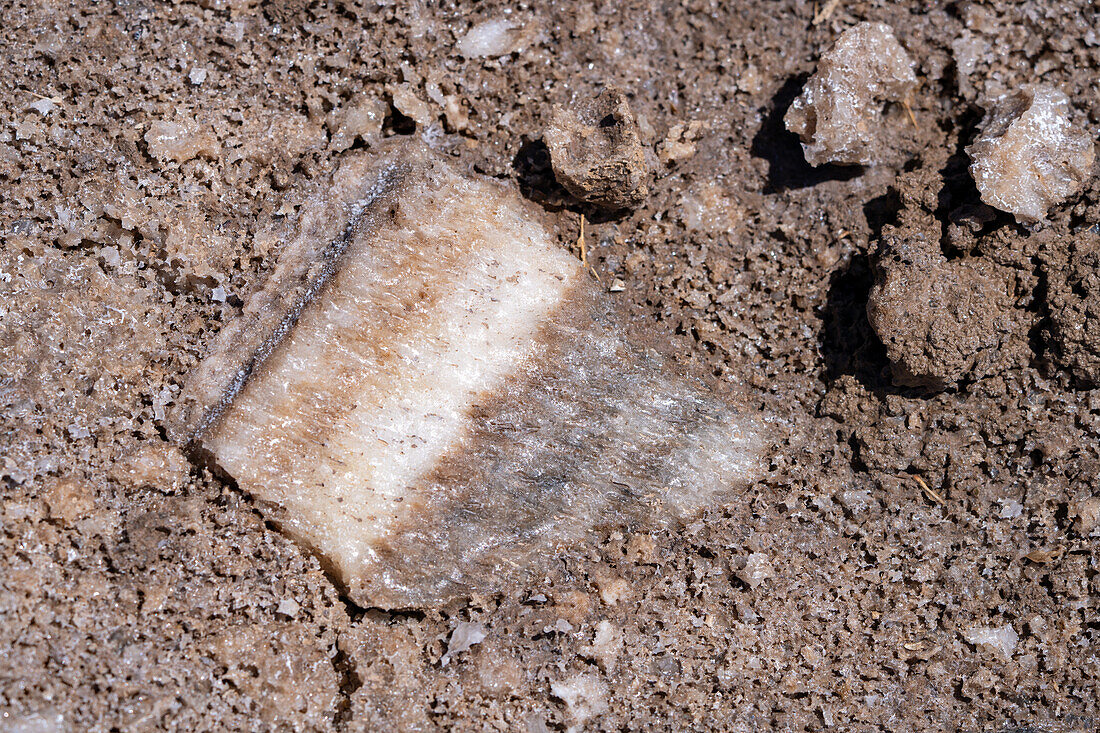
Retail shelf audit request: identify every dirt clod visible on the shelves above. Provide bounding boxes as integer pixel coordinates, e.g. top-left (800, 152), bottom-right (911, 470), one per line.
top-left (867, 208), bottom-right (1021, 389)
top-left (545, 87), bottom-right (649, 210)
top-left (1043, 231), bottom-right (1100, 385)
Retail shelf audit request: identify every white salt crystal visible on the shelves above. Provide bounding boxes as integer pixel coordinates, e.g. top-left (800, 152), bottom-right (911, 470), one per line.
top-left (963, 623), bottom-right (1018, 661)
top-left (550, 673), bottom-right (609, 728)
top-left (189, 67), bottom-right (208, 85)
top-left (967, 85), bottom-right (1095, 224)
top-left (441, 621), bottom-right (487, 666)
top-left (456, 18), bottom-right (520, 58)
top-left (737, 552), bottom-right (775, 589)
top-left (28, 98), bottom-right (57, 116)
top-left (276, 597), bottom-right (300, 617)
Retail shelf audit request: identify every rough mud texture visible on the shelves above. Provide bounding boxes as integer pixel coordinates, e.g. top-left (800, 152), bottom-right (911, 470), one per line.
top-left (784, 21), bottom-right (918, 167)
top-left (867, 193), bottom-right (1026, 389)
top-left (3, 1), bottom-right (1100, 731)
top-left (545, 87), bottom-right (649, 210)
top-left (967, 85), bottom-right (1096, 224)
top-left (1043, 229), bottom-right (1100, 387)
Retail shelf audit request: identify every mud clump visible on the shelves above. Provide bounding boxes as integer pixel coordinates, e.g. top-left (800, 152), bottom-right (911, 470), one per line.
top-left (1043, 231), bottom-right (1100, 386)
top-left (967, 85), bottom-right (1095, 225)
top-left (545, 87), bottom-right (649, 210)
top-left (785, 21), bottom-right (917, 166)
top-left (867, 210), bottom-right (1020, 389)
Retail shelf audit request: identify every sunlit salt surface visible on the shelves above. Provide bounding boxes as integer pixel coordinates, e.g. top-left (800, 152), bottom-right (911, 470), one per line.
top-left (173, 143), bottom-right (765, 609)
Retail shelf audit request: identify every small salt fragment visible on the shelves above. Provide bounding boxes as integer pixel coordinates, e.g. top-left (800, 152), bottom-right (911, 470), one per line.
top-left (329, 96), bottom-right (387, 152)
top-left (389, 84), bottom-right (433, 128)
top-left (188, 67), bottom-right (208, 85)
top-left (67, 424), bottom-right (91, 439)
top-left (608, 278), bottom-right (625, 292)
top-left (999, 499), bottom-right (1023, 519)
top-left (962, 623), bottom-right (1018, 661)
top-left (145, 120), bottom-right (220, 164)
top-left (967, 85), bottom-right (1095, 224)
top-left (211, 285), bottom-right (227, 303)
top-left (456, 18), bottom-right (522, 58)
top-left (550, 673), bottom-right (609, 728)
top-left (736, 552), bottom-right (774, 589)
top-left (276, 597), bottom-right (300, 617)
top-left (658, 120), bottom-right (706, 166)
top-left (43, 475), bottom-right (95, 524)
top-left (28, 98), bottom-right (57, 116)
top-left (1071, 496), bottom-right (1100, 534)
top-left (109, 443), bottom-right (190, 493)
top-left (785, 22), bottom-right (917, 166)
top-left (547, 619), bottom-right (574, 634)
top-left (440, 621), bottom-right (487, 666)
top-left (582, 620), bottom-right (621, 671)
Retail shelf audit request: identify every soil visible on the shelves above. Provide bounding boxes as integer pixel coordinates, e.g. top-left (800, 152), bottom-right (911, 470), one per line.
top-left (2, 1), bottom-right (1099, 731)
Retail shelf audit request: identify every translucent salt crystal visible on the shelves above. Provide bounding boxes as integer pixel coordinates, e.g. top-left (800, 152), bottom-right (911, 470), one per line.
top-left (28, 98), bottom-right (57, 116)
top-left (785, 22), bottom-right (917, 166)
top-left (144, 120), bottom-right (220, 164)
top-left (966, 85), bottom-right (1095, 224)
top-left (550, 673), bottom-right (609, 728)
top-left (441, 621), bottom-right (488, 666)
top-left (171, 142), bottom-right (764, 609)
top-left (737, 552), bottom-right (775, 589)
top-left (455, 18), bottom-right (521, 58)
top-left (963, 624), bottom-right (1018, 661)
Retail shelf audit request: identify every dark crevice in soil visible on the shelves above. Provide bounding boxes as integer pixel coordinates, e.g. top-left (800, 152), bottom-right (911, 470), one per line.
top-left (816, 254), bottom-right (893, 391)
top-left (332, 646), bottom-right (363, 730)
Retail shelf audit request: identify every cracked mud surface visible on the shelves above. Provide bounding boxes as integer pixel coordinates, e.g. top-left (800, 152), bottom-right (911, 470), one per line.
top-left (2, 1), bottom-right (1099, 731)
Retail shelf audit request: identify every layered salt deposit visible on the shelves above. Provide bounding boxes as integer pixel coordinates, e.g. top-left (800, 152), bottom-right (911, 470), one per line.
top-left (172, 143), bottom-right (764, 609)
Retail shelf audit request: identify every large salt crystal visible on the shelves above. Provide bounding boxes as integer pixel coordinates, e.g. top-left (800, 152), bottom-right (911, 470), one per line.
top-left (966, 85), bottom-right (1095, 224)
top-left (172, 142), bottom-right (764, 609)
top-left (785, 22), bottom-right (917, 166)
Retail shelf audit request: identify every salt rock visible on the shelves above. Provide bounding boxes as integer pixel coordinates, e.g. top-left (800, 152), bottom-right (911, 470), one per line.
top-left (785, 22), bottom-right (917, 166)
top-left (545, 87), bottom-right (649, 210)
top-left (171, 141), bottom-right (763, 609)
top-left (144, 120), bottom-right (220, 164)
top-left (330, 97), bottom-right (387, 152)
top-left (550, 673), bottom-right (609, 728)
top-left (967, 85), bottom-right (1096, 224)
top-left (455, 18), bottom-right (530, 58)
top-left (962, 624), bottom-right (1018, 661)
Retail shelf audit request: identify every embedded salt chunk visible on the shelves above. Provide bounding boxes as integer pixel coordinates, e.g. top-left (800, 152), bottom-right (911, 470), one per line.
top-left (966, 85), bottom-right (1096, 224)
top-left (144, 120), bottom-right (220, 164)
top-left (962, 624), bottom-right (1018, 661)
top-left (172, 142), bottom-right (764, 609)
top-left (784, 22), bottom-right (917, 166)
